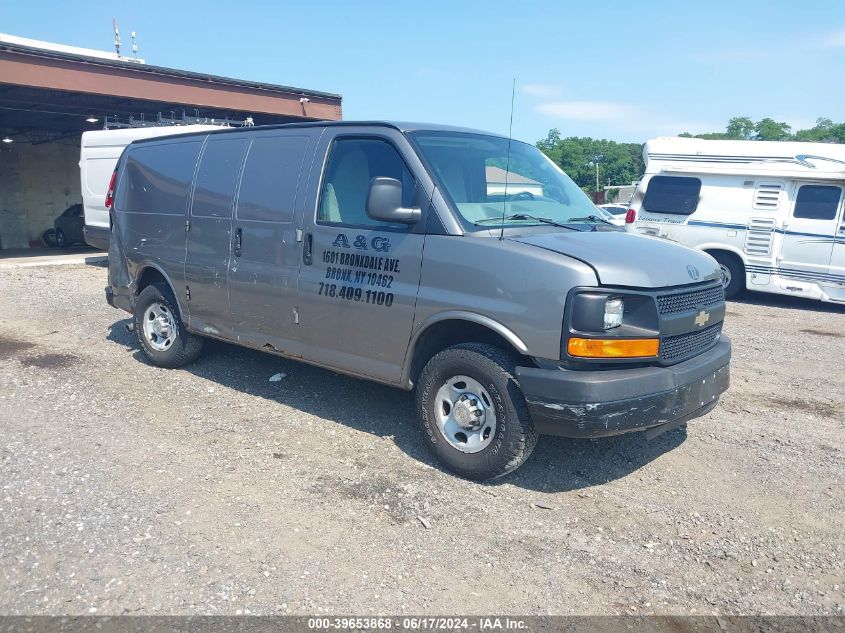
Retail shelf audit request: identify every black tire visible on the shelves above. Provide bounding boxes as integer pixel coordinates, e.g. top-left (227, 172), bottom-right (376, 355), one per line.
top-left (55, 228), bottom-right (66, 248)
top-left (416, 343), bottom-right (539, 481)
top-left (710, 252), bottom-right (744, 300)
top-left (42, 229), bottom-right (58, 248)
top-left (133, 281), bottom-right (203, 368)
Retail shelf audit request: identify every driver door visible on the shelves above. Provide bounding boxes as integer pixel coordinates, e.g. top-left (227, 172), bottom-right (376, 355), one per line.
top-left (296, 130), bottom-right (428, 384)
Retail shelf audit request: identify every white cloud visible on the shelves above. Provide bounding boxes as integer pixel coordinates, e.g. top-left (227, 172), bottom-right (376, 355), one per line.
top-left (535, 100), bottom-right (635, 121)
top-left (521, 83), bottom-right (560, 97)
top-left (822, 28), bottom-right (845, 48)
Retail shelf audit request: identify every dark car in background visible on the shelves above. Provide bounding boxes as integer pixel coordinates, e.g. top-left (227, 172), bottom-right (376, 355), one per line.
top-left (53, 204), bottom-right (85, 247)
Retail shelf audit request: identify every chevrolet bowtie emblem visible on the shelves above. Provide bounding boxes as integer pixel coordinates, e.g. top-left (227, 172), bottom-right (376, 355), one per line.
top-left (694, 310), bottom-right (710, 327)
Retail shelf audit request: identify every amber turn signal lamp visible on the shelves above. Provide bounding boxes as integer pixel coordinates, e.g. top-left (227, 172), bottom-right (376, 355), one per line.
top-left (567, 337), bottom-right (659, 358)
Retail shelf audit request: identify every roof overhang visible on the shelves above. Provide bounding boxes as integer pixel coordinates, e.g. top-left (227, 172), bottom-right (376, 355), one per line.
top-left (0, 41), bottom-right (342, 123)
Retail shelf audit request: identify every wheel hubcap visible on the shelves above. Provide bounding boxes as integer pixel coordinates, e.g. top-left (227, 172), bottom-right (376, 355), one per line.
top-left (719, 264), bottom-right (732, 289)
top-left (434, 375), bottom-right (497, 453)
top-left (142, 302), bottom-right (177, 351)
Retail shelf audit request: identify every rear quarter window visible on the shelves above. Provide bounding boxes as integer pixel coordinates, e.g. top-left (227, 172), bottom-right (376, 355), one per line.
top-left (642, 176), bottom-right (701, 215)
top-left (119, 140), bottom-right (202, 215)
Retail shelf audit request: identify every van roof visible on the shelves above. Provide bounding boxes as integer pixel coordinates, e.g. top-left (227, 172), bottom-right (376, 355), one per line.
top-left (81, 125), bottom-right (224, 148)
top-left (126, 121), bottom-right (508, 146)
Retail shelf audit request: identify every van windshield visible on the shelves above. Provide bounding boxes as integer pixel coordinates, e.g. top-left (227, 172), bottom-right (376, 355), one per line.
top-left (409, 131), bottom-right (612, 230)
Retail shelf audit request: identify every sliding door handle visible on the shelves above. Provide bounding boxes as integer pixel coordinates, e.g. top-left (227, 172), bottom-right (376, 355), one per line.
top-left (303, 232), bottom-right (313, 265)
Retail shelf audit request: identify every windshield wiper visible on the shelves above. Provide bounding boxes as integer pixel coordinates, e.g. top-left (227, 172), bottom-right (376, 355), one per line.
top-left (475, 214), bottom-right (577, 230)
top-left (567, 214), bottom-right (616, 226)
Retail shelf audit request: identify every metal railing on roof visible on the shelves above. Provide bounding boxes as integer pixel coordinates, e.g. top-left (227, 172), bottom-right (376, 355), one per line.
top-left (104, 111), bottom-right (254, 130)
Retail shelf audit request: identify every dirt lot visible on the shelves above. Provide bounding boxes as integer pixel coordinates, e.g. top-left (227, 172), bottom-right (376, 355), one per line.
top-left (0, 263), bottom-right (842, 616)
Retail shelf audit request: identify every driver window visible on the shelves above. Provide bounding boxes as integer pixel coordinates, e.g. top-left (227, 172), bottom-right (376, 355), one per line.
top-left (318, 138), bottom-right (415, 229)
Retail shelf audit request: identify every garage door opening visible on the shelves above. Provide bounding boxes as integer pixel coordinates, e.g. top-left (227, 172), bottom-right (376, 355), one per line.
top-left (0, 33), bottom-right (342, 252)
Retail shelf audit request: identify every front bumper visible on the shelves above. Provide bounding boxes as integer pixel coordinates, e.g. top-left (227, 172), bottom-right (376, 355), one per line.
top-left (105, 285), bottom-right (133, 313)
top-left (515, 336), bottom-right (731, 438)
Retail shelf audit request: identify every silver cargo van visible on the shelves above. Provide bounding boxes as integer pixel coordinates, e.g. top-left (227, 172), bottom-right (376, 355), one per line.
top-left (105, 122), bottom-right (731, 480)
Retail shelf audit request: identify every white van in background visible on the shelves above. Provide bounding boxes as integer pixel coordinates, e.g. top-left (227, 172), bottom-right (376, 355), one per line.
top-left (627, 137), bottom-right (845, 304)
top-left (80, 126), bottom-right (221, 249)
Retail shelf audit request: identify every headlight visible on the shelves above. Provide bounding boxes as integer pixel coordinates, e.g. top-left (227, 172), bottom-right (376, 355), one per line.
top-left (603, 297), bottom-right (624, 329)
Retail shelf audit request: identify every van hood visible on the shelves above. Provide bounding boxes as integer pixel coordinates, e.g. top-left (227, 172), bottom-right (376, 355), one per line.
top-left (508, 231), bottom-right (721, 288)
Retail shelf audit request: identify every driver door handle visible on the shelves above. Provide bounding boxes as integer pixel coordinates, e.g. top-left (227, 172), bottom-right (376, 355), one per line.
top-left (233, 227), bottom-right (242, 257)
top-left (303, 232), bottom-right (313, 265)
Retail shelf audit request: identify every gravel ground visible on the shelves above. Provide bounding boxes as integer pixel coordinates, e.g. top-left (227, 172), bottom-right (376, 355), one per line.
top-left (0, 263), bottom-right (842, 616)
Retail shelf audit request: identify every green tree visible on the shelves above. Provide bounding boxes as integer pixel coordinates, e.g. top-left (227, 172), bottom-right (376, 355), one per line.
top-left (681, 116), bottom-right (797, 141)
top-left (726, 117), bottom-right (755, 140)
top-left (535, 134), bottom-right (644, 192)
top-left (754, 118), bottom-right (792, 141)
top-left (536, 128), bottom-right (563, 164)
top-left (793, 117), bottom-right (843, 142)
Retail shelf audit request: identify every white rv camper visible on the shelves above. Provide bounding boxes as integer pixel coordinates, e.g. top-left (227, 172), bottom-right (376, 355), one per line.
top-left (627, 137), bottom-right (845, 303)
top-left (79, 126), bottom-right (220, 249)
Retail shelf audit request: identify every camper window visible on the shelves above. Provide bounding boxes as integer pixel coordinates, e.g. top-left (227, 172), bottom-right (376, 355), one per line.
top-left (642, 176), bottom-right (701, 215)
top-left (792, 185), bottom-right (842, 221)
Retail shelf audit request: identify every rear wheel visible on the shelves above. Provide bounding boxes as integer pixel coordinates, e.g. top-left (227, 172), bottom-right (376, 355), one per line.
top-left (133, 282), bottom-right (203, 368)
top-left (711, 252), bottom-right (744, 300)
top-left (416, 343), bottom-right (539, 480)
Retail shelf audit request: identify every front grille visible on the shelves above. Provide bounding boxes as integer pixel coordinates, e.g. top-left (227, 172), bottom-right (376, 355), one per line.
top-left (657, 284), bottom-right (724, 315)
top-left (661, 322), bottom-right (722, 363)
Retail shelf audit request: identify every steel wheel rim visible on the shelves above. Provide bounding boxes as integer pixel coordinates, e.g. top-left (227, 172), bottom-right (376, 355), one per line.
top-left (142, 302), bottom-right (177, 352)
top-left (719, 263), bottom-right (732, 289)
top-left (434, 375), bottom-right (497, 453)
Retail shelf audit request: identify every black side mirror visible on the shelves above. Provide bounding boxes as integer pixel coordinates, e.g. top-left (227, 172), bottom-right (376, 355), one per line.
top-left (365, 177), bottom-right (421, 225)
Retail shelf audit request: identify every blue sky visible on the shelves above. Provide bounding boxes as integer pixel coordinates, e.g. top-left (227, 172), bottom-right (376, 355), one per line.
top-left (3, 0), bottom-right (844, 144)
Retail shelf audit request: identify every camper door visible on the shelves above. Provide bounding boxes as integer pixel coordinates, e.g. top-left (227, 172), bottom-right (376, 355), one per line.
top-left (779, 183), bottom-right (843, 286)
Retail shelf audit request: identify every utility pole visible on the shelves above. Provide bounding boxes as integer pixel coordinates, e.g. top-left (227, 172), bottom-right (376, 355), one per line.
top-left (590, 154), bottom-right (603, 198)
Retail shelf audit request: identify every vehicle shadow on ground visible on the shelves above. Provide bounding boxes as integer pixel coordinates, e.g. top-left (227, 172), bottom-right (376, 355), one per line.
top-left (107, 319), bottom-right (686, 492)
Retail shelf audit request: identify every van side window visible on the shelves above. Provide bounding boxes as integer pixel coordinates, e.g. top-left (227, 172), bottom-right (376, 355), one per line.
top-left (642, 176), bottom-right (701, 215)
top-left (237, 136), bottom-right (309, 223)
top-left (318, 138), bottom-right (415, 228)
top-left (120, 141), bottom-right (201, 214)
top-left (192, 138), bottom-right (250, 219)
top-left (792, 185), bottom-right (842, 221)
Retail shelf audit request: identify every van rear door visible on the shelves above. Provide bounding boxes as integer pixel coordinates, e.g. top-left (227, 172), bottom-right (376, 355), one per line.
top-left (295, 129), bottom-right (428, 384)
top-left (227, 130), bottom-right (320, 356)
top-left (779, 183), bottom-right (842, 287)
top-left (184, 135), bottom-right (249, 338)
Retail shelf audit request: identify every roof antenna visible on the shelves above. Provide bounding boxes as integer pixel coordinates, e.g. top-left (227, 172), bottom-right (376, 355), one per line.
top-left (131, 31), bottom-right (139, 59)
top-left (499, 78), bottom-right (516, 242)
top-left (113, 18), bottom-right (121, 57)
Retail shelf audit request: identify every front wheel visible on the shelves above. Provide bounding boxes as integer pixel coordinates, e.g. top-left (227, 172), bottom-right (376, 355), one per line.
top-left (55, 228), bottom-right (66, 248)
top-left (133, 282), bottom-right (203, 368)
top-left (710, 252), bottom-right (744, 300)
top-left (416, 343), bottom-right (539, 480)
